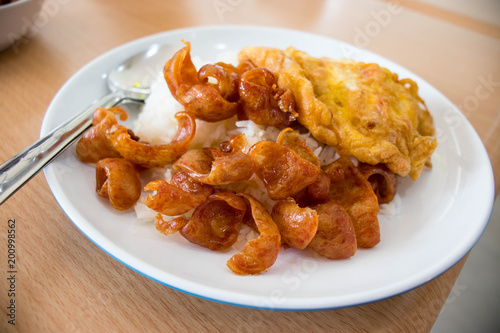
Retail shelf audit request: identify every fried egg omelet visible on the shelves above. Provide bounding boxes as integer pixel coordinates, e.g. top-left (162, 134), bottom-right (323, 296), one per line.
top-left (238, 47), bottom-right (437, 180)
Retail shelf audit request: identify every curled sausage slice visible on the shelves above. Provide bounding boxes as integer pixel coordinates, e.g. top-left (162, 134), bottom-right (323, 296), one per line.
top-left (155, 215), bottom-right (188, 236)
top-left (248, 136), bottom-right (320, 200)
top-left (227, 194), bottom-right (281, 275)
top-left (180, 192), bottom-right (246, 251)
top-left (95, 158), bottom-right (142, 210)
top-left (198, 62), bottom-right (240, 102)
top-left (308, 200), bottom-right (357, 259)
top-left (107, 111), bottom-right (196, 168)
top-left (294, 171), bottom-right (331, 207)
top-left (358, 162), bottom-right (398, 204)
top-left (271, 197), bottom-right (318, 250)
top-left (236, 59), bottom-right (256, 74)
top-left (76, 107), bottom-right (128, 163)
top-left (143, 170), bottom-right (213, 216)
top-left (276, 127), bottom-right (320, 166)
top-left (174, 144), bottom-right (254, 185)
top-left (163, 41), bottom-right (239, 122)
top-left (219, 133), bottom-right (248, 153)
top-left (238, 67), bottom-right (298, 127)
top-left (324, 157), bottom-right (380, 248)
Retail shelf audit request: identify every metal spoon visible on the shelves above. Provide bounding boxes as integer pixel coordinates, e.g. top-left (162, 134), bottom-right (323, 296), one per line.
top-left (0, 43), bottom-right (173, 205)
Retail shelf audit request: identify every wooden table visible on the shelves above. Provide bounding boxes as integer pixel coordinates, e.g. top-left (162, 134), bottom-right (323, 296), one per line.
top-left (1, 0), bottom-right (498, 332)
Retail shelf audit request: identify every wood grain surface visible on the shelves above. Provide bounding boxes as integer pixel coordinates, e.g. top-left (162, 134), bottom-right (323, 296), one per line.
top-left (0, 0), bottom-right (498, 332)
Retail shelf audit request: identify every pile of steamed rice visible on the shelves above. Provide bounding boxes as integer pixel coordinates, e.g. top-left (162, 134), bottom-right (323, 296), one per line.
top-left (132, 57), bottom-right (400, 232)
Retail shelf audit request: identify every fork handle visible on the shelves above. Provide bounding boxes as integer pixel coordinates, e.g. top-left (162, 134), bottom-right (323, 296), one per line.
top-left (0, 91), bottom-right (127, 205)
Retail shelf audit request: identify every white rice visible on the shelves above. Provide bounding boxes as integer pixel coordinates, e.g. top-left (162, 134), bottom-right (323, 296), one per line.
top-left (379, 193), bottom-right (402, 216)
top-left (134, 201), bottom-right (158, 223)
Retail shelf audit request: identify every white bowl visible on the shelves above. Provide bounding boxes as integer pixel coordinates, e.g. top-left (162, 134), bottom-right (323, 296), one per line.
top-left (0, 0), bottom-right (44, 51)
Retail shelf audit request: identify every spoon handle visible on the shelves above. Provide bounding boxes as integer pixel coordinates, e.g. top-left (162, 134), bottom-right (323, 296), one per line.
top-left (0, 91), bottom-right (127, 205)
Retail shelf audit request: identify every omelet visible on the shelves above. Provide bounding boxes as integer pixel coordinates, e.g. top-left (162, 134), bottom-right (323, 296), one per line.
top-left (238, 47), bottom-right (437, 180)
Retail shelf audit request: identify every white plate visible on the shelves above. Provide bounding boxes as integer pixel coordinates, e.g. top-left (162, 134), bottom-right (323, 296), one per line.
top-left (41, 25), bottom-right (495, 310)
